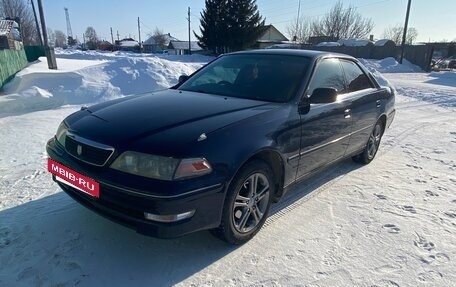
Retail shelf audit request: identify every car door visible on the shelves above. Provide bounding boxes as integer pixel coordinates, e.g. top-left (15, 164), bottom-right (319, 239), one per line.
top-left (339, 59), bottom-right (383, 155)
top-left (295, 58), bottom-right (353, 180)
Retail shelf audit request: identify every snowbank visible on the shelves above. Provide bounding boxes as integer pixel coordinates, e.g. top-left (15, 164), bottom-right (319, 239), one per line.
top-left (1, 50), bottom-right (456, 286)
top-left (0, 52), bottom-right (209, 117)
top-left (359, 57), bottom-right (422, 73)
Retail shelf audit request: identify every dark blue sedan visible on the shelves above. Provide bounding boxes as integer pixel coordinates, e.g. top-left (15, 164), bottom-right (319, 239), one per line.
top-left (46, 49), bottom-right (395, 244)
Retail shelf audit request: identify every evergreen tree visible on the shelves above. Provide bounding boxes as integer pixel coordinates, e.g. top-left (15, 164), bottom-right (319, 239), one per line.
top-left (226, 0), bottom-right (265, 51)
top-left (195, 0), bottom-right (265, 54)
top-left (195, 0), bottom-right (228, 54)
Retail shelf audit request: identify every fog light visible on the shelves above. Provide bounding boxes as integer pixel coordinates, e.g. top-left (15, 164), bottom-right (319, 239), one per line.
top-left (144, 210), bottom-right (195, 223)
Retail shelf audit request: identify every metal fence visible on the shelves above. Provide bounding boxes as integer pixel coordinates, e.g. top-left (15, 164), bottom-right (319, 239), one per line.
top-left (24, 45), bottom-right (45, 62)
top-left (305, 44), bottom-right (434, 71)
top-left (0, 48), bottom-right (27, 89)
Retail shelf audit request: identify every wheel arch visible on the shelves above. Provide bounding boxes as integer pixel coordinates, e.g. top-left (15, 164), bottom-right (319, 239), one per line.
top-left (230, 148), bottom-right (286, 203)
top-left (378, 114), bottom-right (387, 133)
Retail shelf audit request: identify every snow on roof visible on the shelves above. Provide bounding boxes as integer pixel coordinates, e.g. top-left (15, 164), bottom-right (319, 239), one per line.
top-left (120, 40), bottom-right (139, 47)
top-left (265, 43), bottom-right (301, 49)
top-left (316, 42), bottom-right (341, 47)
top-left (0, 20), bottom-right (16, 36)
top-left (143, 34), bottom-right (179, 45)
top-left (375, 39), bottom-right (395, 46)
top-left (169, 41), bottom-right (202, 51)
top-left (338, 38), bottom-right (373, 47)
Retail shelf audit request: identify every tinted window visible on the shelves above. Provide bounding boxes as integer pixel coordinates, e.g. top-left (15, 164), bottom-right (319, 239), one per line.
top-left (179, 54), bottom-right (310, 103)
top-left (340, 60), bottom-right (373, 92)
top-left (307, 58), bottom-right (345, 96)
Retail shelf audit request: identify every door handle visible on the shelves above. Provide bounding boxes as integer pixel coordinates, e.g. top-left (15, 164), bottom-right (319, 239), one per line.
top-left (376, 100), bottom-right (381, 108)
top-left (344, 109), bottom-right (351, 119)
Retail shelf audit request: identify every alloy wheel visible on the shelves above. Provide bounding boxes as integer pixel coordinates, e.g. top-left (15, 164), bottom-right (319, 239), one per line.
top-left (232, 173), bottom-right (270, 233)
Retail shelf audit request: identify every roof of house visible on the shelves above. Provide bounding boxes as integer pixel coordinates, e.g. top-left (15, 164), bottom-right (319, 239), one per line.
top-left (316, 41), bottom-right (341, 47)
top-left (120, 40), bottom-right (139, 47)
top-left (168, 40), bottom-right (202, 51)
top-left (337, 38), bottom-right (373, 47)
top-left (374, 39), bottom-right (396, 46)
top-left (257, 25), bottom-right (288, 42)
top-left (0, 19), bottom-right (17, 36)
top-left (143, 33), bottom-right (179, 45)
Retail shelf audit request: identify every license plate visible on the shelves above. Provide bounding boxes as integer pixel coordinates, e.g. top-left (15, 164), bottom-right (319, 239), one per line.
top-left (47, 158), bottom-right (100, 198)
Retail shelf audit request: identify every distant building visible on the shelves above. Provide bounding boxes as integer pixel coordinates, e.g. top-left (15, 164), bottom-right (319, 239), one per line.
top-left (308, 36), bottom-right (338, 45)
top-left (0, 19), bottom-right (22, 50)
top-left (255, 25), bottom-right (288, 49)
top-left (143, 33), bottom-right (179, 53)
top-left (168, 41), bottom-right (202, 55)
top-left (97, 40), bottom-right (114, 51)
top-left (337, 38), bottom-right (374, 47)
top-left (115, 38), bottom-right (140, 52)
top-left (374, 39), bottom-right (396, 47)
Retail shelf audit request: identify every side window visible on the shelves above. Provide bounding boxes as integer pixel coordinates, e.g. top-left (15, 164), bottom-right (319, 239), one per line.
top-left (307, 58), bottom-right (345, 96)
top-left (340, 60), bottom-right (373, 92)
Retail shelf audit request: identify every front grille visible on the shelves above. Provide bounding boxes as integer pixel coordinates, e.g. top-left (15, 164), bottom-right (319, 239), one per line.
top-left (65, 134), bottom-right (114, 166)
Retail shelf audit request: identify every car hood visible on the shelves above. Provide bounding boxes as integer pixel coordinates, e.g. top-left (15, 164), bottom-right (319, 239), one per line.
top-left (66, 89), bottom-right (279, 151)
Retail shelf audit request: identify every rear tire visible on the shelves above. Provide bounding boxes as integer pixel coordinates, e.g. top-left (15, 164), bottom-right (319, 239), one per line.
top-left (352, 120), bottom-right (384, 164)
top-left (211, 160), bottom-right (274, 244)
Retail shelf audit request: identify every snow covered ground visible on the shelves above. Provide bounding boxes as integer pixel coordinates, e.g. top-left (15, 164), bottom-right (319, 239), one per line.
top-left (0, 51), bottom-right (455, 286)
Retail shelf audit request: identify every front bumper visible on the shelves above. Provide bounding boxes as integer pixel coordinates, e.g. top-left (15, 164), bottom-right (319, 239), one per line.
top-left (47, 138), bottom-right (226, 238)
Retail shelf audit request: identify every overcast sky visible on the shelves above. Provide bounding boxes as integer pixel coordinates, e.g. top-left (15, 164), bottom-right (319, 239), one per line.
top-left (42, 0), bottom-right (455, 43)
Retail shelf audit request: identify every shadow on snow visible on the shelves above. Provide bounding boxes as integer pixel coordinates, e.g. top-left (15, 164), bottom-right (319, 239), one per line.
top-left (0, 159), bottom-right (361, 286)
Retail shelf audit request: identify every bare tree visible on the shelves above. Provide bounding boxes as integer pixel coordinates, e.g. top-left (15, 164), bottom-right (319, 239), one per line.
top-left (47, 28), bottom-right (55, 47)
top-left (406, 27), bottom-right (418, 44)
top-left (84, 26), bottom-right (98, 50)
top-left (383, 25), bottom-right (418, 45)
top-left (150, 27), bottom-right (167, 50)
top-left (54, 30), bottom-right (66, 48)
top-left (311, 1), bottom-right (373, 39)
top-left (0, 0), bottom-right (39, 44)
top-left (286, 16), bottom-right (311, 43)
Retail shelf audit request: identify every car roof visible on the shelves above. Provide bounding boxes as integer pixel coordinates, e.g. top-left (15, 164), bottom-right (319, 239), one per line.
top-left (228, 49), bottom-right (356, 61)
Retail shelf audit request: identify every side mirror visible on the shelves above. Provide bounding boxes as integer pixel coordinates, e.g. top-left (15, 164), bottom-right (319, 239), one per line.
top-left (178, 75), bottom-right (189, 84)
top-left (309, 88), bottom-right (338, 104)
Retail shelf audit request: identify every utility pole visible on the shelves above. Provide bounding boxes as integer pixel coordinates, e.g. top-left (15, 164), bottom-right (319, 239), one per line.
top-left (110, 27), bottom-right (114, 44)
top-left (399, 0), bottom-right (412, 64)
top-left (37, 0), bottom-right (57, 69)
top-left (187, 7), bottom-right (191, 55)
top-left (294, 0), bottom-right (301, 42)
top-left (137, 17), bottom-right (142, 53)
top-left (30, 0), bottom-right (43, 46)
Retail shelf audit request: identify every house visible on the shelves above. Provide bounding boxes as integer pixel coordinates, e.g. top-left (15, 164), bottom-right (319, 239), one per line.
top-left (374, 39), bottom-right (396, 47)
top-left (255, 25), bottom-right (288, 49)
top-left (97, 40), bottom-right (114, 51)
top-left (115, 38), bottom-right (140, 52)
top-left (0, 19), bottom-right (22, 50)
top-left (143, 33), bottom-right (179, 53)
top-left (308, 36), bottom-right (338, 45)
top-left (168, 41), bottom-right (202, 55)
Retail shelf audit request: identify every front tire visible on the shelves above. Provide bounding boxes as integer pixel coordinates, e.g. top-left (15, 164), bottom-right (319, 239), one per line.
top-left (353, 120), bottom-right (384, 164)
top-left (212, 160), bottom-right (274, 244)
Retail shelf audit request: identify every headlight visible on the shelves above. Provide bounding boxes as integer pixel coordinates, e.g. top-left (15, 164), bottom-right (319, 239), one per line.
top-left (110, 151), bottom-right (212, 181)
top-left (55, 122), bottom-right (68, 147)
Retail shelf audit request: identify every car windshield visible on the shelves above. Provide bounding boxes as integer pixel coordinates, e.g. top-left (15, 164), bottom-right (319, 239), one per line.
top-left (178, 54), bottom-right (311, 103)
